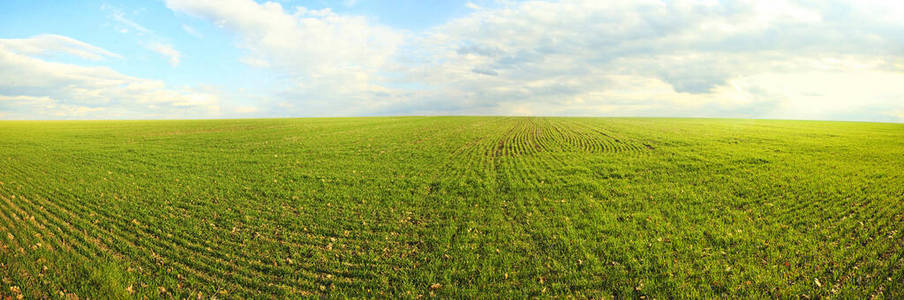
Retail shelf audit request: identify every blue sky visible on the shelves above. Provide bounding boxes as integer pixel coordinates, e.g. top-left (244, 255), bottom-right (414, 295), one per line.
top-left (1, 0), bottom-right (903, 121)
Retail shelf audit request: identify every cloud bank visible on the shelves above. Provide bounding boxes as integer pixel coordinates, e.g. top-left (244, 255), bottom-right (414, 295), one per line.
top-left (2, 0), bottom-right (903, 121)
top-left (397, 0), bottom-right (904, 120)
top-left (163, 0), bottom-right (904, 121)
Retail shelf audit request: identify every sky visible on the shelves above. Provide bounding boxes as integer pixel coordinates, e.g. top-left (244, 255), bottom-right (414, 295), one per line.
top-left (0, 0), bottom-right (903, 122)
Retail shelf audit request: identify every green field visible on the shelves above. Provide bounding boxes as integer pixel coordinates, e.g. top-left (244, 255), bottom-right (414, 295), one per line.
top-left (0, 117), bottom-right (902, 298)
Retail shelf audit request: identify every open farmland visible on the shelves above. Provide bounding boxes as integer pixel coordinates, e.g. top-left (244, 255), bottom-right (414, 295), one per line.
top-left (0, 117), bottom-right (902, 298)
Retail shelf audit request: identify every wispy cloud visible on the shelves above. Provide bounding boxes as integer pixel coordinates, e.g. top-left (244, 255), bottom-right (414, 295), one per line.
top-left (181, 24), bottom-right (203, 38)
top-left (147, 42), bottom-right (181, 66)
top-left (0, 36), bottom-right (219, 119)
top-left (102, 3), bottom-right (184, 68)
top-left (101, 4), bottom-right (152, 34)
top-left (0, 34), bottom-right (121, 61)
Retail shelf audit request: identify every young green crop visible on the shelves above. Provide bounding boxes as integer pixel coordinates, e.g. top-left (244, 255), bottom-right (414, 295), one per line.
top-left (0, 117), bottom-right (902, 298)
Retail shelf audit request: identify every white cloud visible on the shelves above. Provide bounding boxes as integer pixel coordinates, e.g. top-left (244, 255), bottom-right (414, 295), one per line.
top-left (0, 34), bottom-right (121, 61)
top-left (166, 0), bottom-right (407, 115)
top-left (102, 4), bottom-right (152, 34)
top-left (0, 36), bottom-right (220, 119)
top-left (166, 0), bottom-right (405, 76)
top-left (147, 42), bottom-right (182, 66)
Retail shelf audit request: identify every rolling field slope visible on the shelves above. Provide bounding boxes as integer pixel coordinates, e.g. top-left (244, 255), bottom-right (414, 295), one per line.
top-left (0, 117), bottom-right (902, 298)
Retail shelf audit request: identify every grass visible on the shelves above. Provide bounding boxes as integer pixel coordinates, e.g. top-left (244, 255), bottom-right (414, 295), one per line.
top-left (0, 117), bottom-right (902, 298)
